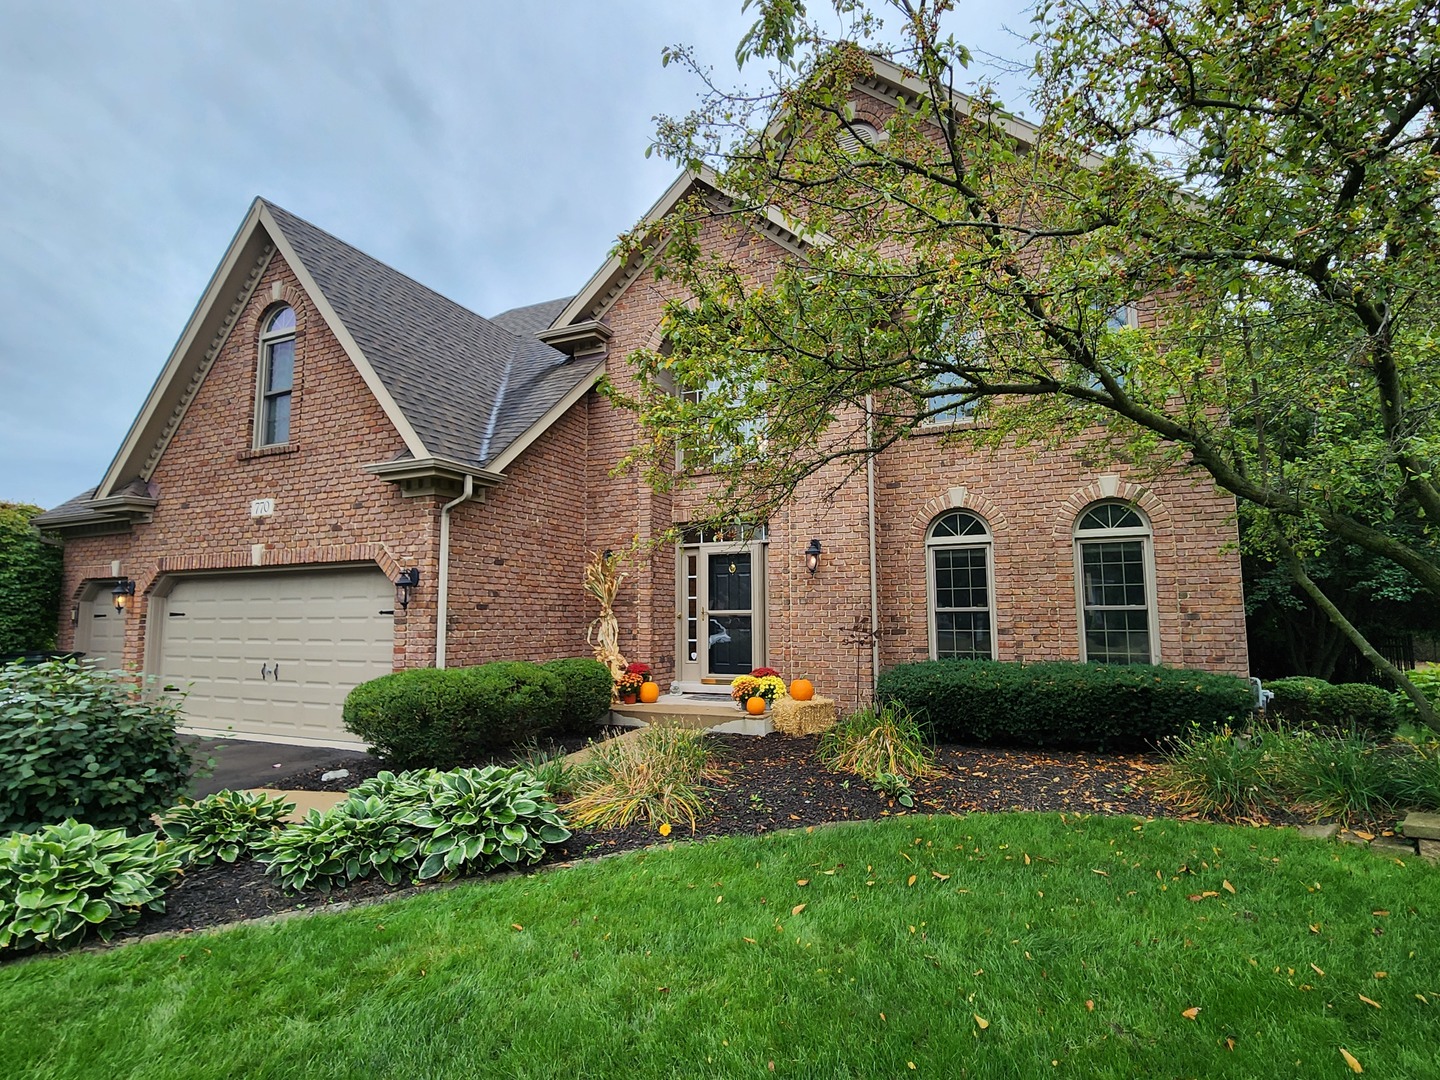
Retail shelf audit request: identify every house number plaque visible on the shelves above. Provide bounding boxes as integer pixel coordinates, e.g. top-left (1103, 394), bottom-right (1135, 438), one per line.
top-left (250, 498), bottom-right (276, 518)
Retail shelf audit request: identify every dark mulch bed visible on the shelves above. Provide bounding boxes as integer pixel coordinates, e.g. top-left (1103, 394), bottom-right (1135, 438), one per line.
top-left (107, 732), bottom-right (1175, 946)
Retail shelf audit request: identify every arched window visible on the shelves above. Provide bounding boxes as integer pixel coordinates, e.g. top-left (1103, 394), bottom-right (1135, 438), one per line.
top-left (1074, 501), bottom-right (1156, 664)
top-left (257, 305), bottom-right (295, 445)
top-left (927, 510), bottom-right (995, 660)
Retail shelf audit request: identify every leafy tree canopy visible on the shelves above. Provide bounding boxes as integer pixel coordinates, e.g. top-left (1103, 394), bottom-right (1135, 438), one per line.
top-left (607, 0), bottom-right (1440, 726)
top-left (0, 503), bottom-right (62, 654)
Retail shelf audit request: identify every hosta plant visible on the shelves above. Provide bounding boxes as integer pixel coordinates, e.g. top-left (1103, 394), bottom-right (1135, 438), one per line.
top-left (161, 789), bottom-right (296, 867)
top-left (0, 820), bottom-right (181, 952)
top-left (256, 766), bottom-right (570, 893)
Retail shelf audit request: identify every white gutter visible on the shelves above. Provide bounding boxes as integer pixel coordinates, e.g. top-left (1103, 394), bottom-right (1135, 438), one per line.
top-left (865, 395), bottom-right (881, 689)
top-left (435, 474), bottom-right (475, 669)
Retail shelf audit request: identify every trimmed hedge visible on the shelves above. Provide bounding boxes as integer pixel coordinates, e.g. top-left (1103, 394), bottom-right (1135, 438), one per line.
top-left (342, 660), bottom-right (566, 768)
top-left (876, 659), bottom-right (1254, 751)
top-left (1265, 676), bottom-right (1398, 738)
top-left (541, 657), bottom-right (615, 733)
top-left (0, 503), bottom-right (63, 654)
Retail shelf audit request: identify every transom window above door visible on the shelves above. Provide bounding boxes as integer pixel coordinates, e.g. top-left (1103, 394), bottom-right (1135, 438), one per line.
top-left (926, 509), bottom-right (995, 661)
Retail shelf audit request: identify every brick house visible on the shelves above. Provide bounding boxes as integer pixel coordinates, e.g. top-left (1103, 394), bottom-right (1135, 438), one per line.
top-left (39, 71), bottom-right (1247, 748)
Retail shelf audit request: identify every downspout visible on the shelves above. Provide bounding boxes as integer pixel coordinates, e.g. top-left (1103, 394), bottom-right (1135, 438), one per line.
top-left (435, 474), bottom-right (475, 669)
top-left (865, 395), bottom-right (881, 690)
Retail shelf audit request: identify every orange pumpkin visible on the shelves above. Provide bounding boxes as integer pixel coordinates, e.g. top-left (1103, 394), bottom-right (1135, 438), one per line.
top-left (789, 678), bottom-right (815, 702)
top-left (639, 681), bottom-right (661, 704)
top-left (745, 696), bottom-right (767, 715)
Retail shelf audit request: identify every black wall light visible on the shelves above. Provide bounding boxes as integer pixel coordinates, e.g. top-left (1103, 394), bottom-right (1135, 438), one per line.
top-left (395, 568), bottom-right (421, 610)
top-left (804, 538), bottom-right (823, 575)
top-left (112, 579), bottom-right (136, 612)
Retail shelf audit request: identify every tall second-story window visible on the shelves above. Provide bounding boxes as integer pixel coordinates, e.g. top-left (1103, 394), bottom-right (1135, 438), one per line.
top-left (1074, 501), bottom-right (1157, 664)
top-left (257, 305), bottom-right (295, 446)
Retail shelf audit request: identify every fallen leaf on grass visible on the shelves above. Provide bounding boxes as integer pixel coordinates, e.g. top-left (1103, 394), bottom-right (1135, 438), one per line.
top-left (974, 1014), bottom-right (989, 1029)
top-left (511, 924), bottom-right (524, 932)
top-left (1311, 963), bottom-right (1325, 977)
top-left (1309, 924), bottom-right (1321, 934)
top-left (907, 874), bottom-right (917, 886)
top-left (1352, 830), bottom-right (1375, 842)
top-left (1222, 880), bottom-right (1236, 894)
top-left (1340, 1047), bottom-right (1363, 1073)
top-left (1181, 1007), bottom-right (1200, 1020)
top-left (932, 871), bottom-right (950, 881)
top-left (1372, 910), bottom-right (1389, 917)
top-left (1024, 853), bottom-right (1031, 865)
top-left (1092, 869), bottom-right (1109, 877)
top-left (1358, 994), bottom-right (1381, 1009)
top-left (1225, 1037), bottom-right (1236, 1051)
top-left (1374, 972), bottom-right (1386, 978)
top-left (796, 879), bottom-right (809, 886)
top-left (1085, 1000), bottom-right (1095, 1012)
top-left (791, 903), bottom-right (806, 916)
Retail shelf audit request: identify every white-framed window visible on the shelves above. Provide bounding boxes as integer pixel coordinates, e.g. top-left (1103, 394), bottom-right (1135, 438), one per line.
top-left (920, 326), bottom-right (985, 427)
top-left (1074, 501), bottom-right (1157, 665)
top-left (927, 509), bottom-right (996, 660)
top-left (257, 305), bottom-right (295, 446)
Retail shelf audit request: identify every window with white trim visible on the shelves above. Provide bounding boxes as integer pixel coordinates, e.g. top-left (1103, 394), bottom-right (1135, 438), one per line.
top-left (927, 510), bottom-right (996, 660)
top-left (257, 305), bottom-right (295, 446)
top-left (1074, 501), bottom-right (1157, 665)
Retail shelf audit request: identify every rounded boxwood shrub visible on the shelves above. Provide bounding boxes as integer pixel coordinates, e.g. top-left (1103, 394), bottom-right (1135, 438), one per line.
top-left (541, 657), bottom-right (615, 733)
top-left (877, 659), bottom-right (1254, 751)
top-left (1267, 676), bottom-right (1398, 738)
top-left (342, 660), bottom-right (566, 768)
top-left (1, 659), bottom-right (193, 834)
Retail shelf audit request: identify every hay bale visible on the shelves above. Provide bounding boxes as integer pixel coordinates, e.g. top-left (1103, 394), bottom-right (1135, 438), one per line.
top-left (771, 695), bottom-right (837, 736)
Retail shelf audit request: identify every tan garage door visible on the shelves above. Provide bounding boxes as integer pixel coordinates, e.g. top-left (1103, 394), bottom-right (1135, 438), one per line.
top-left (79, 583), bottom-right (128, 669)
top-left (156, 568), bottom-right (395, 745)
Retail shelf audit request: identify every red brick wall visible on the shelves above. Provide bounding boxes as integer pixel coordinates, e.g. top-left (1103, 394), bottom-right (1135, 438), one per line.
top-left (56, 253), bottom-right (438, 672)
top-left (577, 201), bottom-right (1249, 714)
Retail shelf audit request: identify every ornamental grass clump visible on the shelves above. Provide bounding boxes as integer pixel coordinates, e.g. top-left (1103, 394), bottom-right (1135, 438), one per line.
top-left (565, 726), bottom-right (716, 832)
top-left (819, 701), bottom-right (935, 783)
top-left (0, 820), bottom-right (181, 952)
top-left (1156, 723), bottom-right (1287, 821)
top-left (160, 790), bottom-right (296, 868)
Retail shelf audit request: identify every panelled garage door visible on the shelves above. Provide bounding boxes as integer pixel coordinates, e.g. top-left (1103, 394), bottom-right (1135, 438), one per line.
top-left (79, 586), bottom-right (128, 670)
top-left (155, 568), bottom-right (395, 744)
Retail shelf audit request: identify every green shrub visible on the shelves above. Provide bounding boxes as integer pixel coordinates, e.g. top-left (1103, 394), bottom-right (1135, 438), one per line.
top-left (871, 772), bottom-right (916, 808)
top-left (1390, 667), bottom-right (1440, 728)
top-left (255, 766), bottom-right (570, 893)
top-left (819, 701), bottom-right (934, 780)
top-left (1157, 722), bottom-right (1291, 820)
top-left (1267, 676), bottom-right (1398, 737)
top-left (0, 820), bottom-right (181, 952)
top-left (342, 661), bottom-right (567, 768)
top-left (566, 726), bottom-right (715, 832)
top-left (0, 659), bottom-right (193, 834)
top-left (0, 503), bottom-right (63, 655)
top-left (1277, 732), bottom-right (1402, 821)
top-left (541, 657), bottom-right (615, 733)
top-left (877, 659), bottom-right (1252, 751)
top-left (160, 790), bottom-right (295, 867)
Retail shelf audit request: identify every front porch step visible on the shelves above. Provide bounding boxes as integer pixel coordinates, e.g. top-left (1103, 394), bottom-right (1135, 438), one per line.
top-left (609, 694), bottom-right (772, 735)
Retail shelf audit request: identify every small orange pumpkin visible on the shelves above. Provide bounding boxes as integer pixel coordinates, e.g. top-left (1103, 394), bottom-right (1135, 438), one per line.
top-left (639, 681), bottom-right (661, 704)
top-left (745, 696), bottom-right (767, 715)
top-left (789, 678), bottom-right (815, 702)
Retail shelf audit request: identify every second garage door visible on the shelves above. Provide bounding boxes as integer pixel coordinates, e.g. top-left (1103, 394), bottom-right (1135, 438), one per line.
top-left (155, 567), bottom-right (395, 745)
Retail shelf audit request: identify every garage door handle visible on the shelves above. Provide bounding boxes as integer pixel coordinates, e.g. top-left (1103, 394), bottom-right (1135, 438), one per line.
top-left (260, 663), bottom-right (271, 680)
top-left (273, 663), bottom-right (279, 681)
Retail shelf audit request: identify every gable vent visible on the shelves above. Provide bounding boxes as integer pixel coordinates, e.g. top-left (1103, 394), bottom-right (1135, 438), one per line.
top-left (836, 121), bottom-right (884, 156)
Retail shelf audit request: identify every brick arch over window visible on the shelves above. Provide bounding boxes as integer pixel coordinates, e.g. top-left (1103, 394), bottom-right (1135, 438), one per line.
top-left (254, 283), bottom-right (309, 331)
top-left (912, 486), bottom-right (1008, 534)
top-left (1051, 476), bottom-right (1172, 541)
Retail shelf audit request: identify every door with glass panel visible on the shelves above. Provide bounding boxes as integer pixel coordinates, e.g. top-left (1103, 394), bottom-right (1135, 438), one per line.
top-left (677, 525), bottom-right (767, 687)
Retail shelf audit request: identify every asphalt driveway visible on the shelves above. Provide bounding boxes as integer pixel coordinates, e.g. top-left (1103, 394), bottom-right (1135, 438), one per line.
top-left (185, 735), bottom-right (368, 798)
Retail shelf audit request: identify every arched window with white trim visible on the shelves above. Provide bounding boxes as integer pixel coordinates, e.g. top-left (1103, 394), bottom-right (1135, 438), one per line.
top-left (257, 305), bottom-right (295, 446)
top-left (927, 510), bottom-right (995, 660)
top-left (1074, 501), bottom-right (1157, 665)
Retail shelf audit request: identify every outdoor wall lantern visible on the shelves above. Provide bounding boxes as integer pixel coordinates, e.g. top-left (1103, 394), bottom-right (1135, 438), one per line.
top-left (804, 538), bottom-right (823, 575)
top-left (111, 579), bottom-right (136, 613)
top-left (395, 568), bottom-right (421, 610)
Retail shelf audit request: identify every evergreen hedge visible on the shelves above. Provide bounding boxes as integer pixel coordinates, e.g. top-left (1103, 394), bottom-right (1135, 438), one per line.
top-left (541, 657), bottom-right (615, 732)
top-left (342, 660), bottom-right (568, 768)
top-left (876, 659), bottom-right (1254, 751)
top-left (0, 503), bottom-right (63, 655)
top-left (1265, 676), bottom-right (1399, 738)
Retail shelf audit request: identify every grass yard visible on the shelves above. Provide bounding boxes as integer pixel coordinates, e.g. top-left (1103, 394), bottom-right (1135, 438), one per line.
top-left (2, 813), bottom-right (1436, 1079)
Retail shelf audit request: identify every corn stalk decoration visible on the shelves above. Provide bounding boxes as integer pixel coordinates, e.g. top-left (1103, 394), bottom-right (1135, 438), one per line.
top-left (584, 550), bottom-right (628, 697)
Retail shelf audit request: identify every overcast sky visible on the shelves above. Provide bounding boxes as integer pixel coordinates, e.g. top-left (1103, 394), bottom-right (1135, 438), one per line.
top-left (0, 0), bottom-right (1034, 510)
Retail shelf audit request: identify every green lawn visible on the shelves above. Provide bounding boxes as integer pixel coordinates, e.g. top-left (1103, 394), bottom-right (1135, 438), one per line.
top-left (2, 814), bottom-right (1436, 1079)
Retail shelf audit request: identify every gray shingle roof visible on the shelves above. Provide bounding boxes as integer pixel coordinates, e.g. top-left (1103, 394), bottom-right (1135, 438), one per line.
top-left (265, 203), bottom-right (593, 470)
top-left (491, 297), bottom-right (571, 336)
